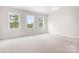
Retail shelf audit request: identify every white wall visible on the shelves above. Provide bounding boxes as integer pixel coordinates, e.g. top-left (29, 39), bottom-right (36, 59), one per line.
top-left (48, 7), bottom-right (79, 39)
top-left (0, 7), bottom-right (48, 39)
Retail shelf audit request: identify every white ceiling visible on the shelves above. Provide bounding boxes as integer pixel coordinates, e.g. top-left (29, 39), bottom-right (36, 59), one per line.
top-left (11, 6), bottom-right (61, 14)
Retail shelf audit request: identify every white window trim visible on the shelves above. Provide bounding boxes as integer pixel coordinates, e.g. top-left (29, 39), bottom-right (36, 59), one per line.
top-left (8, 12), bottom-right (20, 30)
top-left (26, 15), bottom-right (35, 29)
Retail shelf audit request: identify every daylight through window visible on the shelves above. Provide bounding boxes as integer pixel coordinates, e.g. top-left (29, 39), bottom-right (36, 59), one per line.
top-left (39, 17), bottom-right (44, 28)
top-left (26, 15), bottom-right (34, 28)
top-left (9, 12), bottom-right (20, 29)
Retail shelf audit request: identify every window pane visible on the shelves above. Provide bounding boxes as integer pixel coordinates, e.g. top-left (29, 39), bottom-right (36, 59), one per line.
top-left (39, 18), bottom-right (43, 23)
top-left (39, 17), bottom-right (44, 28)
top-left (9, 13), bottom-right (20, 29)
top-left (26, 15), bottom-right (34, 28)
top-left (39, 23), bottom-right (43, 27)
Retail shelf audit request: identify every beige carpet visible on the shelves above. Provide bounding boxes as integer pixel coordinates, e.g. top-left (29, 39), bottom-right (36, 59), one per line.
top-left (0, 34), bottom-right (79, 53)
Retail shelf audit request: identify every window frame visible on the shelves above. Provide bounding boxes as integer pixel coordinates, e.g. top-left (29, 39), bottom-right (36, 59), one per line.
top-left (8, 12), bottom-right (20, 30)
top-left (26, 15), bottom-right (35, 29)
top-left (38, 17), bottom-right (44, 29)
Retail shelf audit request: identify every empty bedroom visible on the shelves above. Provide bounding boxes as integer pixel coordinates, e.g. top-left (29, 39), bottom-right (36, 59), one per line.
top-left (0, 6), bottom-right (79, 53)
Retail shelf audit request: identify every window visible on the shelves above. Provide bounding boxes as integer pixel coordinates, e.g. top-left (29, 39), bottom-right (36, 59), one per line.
top-left (9, 12), bottom-right (20, 29)
top-left (39, 17), bottom-right (44, 28)
top-left (26, 15), bottom-right (34, 29)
